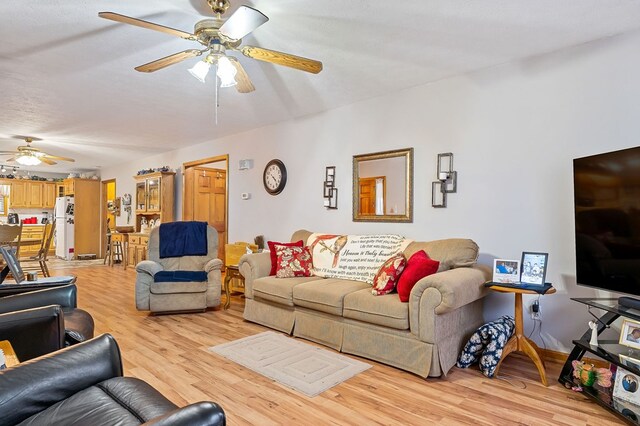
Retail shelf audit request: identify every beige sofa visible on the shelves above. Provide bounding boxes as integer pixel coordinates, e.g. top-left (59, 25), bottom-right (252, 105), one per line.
top-left (239, 230), bottom-right (490, 378)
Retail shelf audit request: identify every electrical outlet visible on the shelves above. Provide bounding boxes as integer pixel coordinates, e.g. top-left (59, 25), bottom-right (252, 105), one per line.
top-left (530, 300), bottom-right (541, 320)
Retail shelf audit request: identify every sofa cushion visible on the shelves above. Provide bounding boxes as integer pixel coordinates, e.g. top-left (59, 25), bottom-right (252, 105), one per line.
top-left (253, 276), bottom-right (324, 306)
top-left (371, 254), bottom-right (406, 296)
top-left (343, 289), bottom-right (409, 330)
top-left (275, 246), bottom-right (313, 278)
top-left (150, 280), bottom-right (207, 294)
top-left (293, 279), bottom-right (370, 316)
top-left (20, 377), bottom-right (178, 425)
top-left (403, 239), bottom-right (478, 271)
top-left (396, 250), bottom-right (440, 302)
top-left (268, 240), bottom-right (304, 275)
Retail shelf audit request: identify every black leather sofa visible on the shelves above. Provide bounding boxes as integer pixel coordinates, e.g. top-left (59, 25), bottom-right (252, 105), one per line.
top-left (0, 334), bottom-right (226, 426)
top-left (0, 284), bottom-right (94, 346)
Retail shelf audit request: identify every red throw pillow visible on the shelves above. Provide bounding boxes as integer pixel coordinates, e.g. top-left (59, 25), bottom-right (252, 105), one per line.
top-left (371, 254), bottom-right (407, 296)
top-left (397, 250), bottom-right (440, 302)
top-left (268, 240), bottom-right (304, 275)
top-left (275, 246), bottom-right (314, 278)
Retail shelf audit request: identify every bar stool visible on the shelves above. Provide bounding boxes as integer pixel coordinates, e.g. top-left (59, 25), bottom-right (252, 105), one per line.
top-left (108, 233), bottom-right (127, 270)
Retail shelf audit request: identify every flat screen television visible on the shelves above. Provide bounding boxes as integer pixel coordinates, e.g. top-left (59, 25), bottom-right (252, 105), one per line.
top-left (574, 146), bottom-right (640, 300)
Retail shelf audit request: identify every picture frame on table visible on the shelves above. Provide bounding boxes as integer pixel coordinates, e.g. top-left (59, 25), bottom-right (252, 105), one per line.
top-left (620, 354), bottom-right (640, 372)
top-left (620, 318), bottom-right (640, 351)
top-left (492, 259), bottom-right (520, 284)
top-left (613, 398), bottom-right (640, 423)
top-left (520, 252), bottom-right (548, 286)
top-left (613, 366), bottom-right (640, 406)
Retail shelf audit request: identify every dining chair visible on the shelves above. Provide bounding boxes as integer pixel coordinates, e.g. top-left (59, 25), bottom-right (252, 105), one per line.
top-left (21, 221), bottom-right (56, 277)
top-left (0, 223), bottom-right (23, 265)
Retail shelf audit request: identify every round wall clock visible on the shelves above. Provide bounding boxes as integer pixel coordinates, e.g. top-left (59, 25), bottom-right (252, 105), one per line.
top-left (263, 159), bottom-right (287, 195)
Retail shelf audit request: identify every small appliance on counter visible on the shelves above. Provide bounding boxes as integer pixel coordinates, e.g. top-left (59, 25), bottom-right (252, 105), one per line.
top-left (7, 213), bottom-right (18, 224)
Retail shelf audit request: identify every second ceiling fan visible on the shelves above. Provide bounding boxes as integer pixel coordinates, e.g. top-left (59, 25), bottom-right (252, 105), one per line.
top-left (99, 0), bottom-right (323, 93)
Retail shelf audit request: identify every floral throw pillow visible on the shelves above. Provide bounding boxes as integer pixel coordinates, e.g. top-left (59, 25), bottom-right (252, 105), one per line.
top-left (276, 246), bottom-right (314, 278)
top-left (371, 254), bottom-right (406, 296)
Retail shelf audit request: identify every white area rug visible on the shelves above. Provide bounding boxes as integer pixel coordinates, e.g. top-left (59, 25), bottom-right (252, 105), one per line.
top-left (209, 331), bottom-right (371, 397)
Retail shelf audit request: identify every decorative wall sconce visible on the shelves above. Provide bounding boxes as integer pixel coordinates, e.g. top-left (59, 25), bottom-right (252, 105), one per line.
top-left (432, 153), bottom-right (457, 208)
top-left (323, 166), bottom-right (338, 209)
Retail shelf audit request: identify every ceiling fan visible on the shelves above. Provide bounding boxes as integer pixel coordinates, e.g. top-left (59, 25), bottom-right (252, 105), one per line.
top-left (99, 0), bottom-right (323, 93)
top-left (0, 137), bottom-right (75, 166)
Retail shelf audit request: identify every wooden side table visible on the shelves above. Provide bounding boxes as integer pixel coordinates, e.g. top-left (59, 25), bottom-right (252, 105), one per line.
top-left (223, 265), bottom-right (244, 309)
top-left (489, 284), bottom-right (556, 386)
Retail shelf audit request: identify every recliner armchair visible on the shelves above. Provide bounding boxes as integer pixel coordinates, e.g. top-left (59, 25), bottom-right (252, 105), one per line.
top-left (0, 334), bottom-right (226, 426)
top-left (135, 225), bottom-right (222, 314)
top-left (0, 305), bottom-right (65, 361)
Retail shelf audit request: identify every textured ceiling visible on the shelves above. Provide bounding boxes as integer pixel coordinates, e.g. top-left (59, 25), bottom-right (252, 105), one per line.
top-left (2, 0), bottom-right (640, 172)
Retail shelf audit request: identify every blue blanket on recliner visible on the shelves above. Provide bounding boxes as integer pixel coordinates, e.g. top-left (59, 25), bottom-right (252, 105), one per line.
top-left (154, 270), bottom-right (208, 283)
top-left (159, 221), bottom-right (208, 259)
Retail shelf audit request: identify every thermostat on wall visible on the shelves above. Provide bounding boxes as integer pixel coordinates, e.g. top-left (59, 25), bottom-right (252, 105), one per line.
top-left (239, 159), bottom-right (253, 170)
top-left (241, 192), bottom-right (251, 200)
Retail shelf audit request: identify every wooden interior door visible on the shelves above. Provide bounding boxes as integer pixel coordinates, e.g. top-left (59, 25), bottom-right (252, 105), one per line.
top-left (184, 167), bottom-right (227, 262)
top-left (359, 178), bottom-right (377, 215)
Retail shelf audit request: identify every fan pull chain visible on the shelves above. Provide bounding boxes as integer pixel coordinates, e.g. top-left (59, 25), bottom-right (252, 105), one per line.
top-left (214, 63), bottom-right (219, 125)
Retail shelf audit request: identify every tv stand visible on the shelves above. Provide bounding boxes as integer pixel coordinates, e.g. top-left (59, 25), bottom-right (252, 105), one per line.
top-left (619, 296), bottom-right (640, 310)
top-left (561, 298), bottom-right (640, 425)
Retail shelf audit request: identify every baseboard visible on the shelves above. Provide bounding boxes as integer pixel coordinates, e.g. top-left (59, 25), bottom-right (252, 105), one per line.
top-left (536, 348), bottom-right (608, 369)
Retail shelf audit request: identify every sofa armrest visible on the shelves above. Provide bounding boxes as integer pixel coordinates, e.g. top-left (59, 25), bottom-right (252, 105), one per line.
top-left (0, 284), bottom-right (77, 314)
top-left (205, 258), bottom-right (223, 274)
top-left (143, 402), bottom-right (226, 426)
top-left (238, 252), bottom-right (272, 299)
top-left (136, 260), bottom-right (164, 276)
top-left (0, 334), bottom-right (123, 426)
top-left (0, 305), bottom-right (65, 362)
top-left (410, 266), bottom-right (490, 315)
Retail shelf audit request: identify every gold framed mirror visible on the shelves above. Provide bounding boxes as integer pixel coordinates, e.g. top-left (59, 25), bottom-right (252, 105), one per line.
top-left (353, 148), bottom-right (413, 222)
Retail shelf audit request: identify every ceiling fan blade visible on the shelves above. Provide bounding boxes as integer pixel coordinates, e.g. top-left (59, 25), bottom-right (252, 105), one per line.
top-left (241, 46), bottom-right (322, 74)
top-left (229, 57), bottom-right (255, 93)
top-left (219, 6), bottom-right (268, 40)
top-left (0, 151), bottom-right (18, 155)
top-left (41, 158), bottom-right (57, 165)
top-left (42, 155), bottom-right (75, 162)
top-left (135, 49), bottom-right (203, 73)
top-left (98, 12), bottom-right (195, 40)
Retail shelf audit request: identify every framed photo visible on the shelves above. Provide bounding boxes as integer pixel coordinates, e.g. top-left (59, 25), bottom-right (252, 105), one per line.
top-left (492, 259), bottom-right (520, 284)
top-left (620, 318), bottom-right (640, 350)
top-left (614, 398), bottom-right (640, 423)
top-left (620, 354), bottom-right (640, 372)
top-left (614, 366), bottom-right (640, 405)
top-left (520, 252), bottom-right (548, 286)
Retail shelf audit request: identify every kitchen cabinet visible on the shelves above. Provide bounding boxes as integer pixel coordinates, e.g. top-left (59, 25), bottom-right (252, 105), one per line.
top-left (127, 234), bottom-right (149, 266)
top-left (65, 178), bottom-right (101, 259)
top-left (8, 181), bottom-right (54, 208)
top-left (133, 172), bottom-right (174, 231)
top-left (63, 179), bottom-right (75, 196)
top-left (43, 183), bottom-right (56, 208)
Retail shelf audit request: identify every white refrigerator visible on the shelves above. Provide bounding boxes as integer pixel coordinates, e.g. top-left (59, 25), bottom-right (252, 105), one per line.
top-left (55, 196), bottom-right (75, 260)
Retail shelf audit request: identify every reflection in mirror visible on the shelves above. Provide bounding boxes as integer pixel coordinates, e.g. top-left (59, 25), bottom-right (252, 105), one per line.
top-left (353, 148), bottom-right (413, 223)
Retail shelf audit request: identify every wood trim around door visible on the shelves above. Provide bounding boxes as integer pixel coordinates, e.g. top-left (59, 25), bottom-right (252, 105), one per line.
top-left (182, 154), bottom-right (229, 256)
top-left (101, 179), bottom-right (116, 259)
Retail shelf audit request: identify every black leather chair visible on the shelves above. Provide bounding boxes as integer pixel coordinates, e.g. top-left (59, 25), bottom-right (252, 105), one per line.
top-left (0, 334), bottom-right (226, 426)
top-left (0, 284), bottom-right (94, 346)
top-left (0, 305), bottom-right (65, 361)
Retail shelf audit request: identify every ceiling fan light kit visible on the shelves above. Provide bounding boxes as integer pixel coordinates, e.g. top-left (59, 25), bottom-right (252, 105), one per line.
top-left (0, 137), bottom-right (75, 167)
top-left (99, 0), bottom-right (323, 95)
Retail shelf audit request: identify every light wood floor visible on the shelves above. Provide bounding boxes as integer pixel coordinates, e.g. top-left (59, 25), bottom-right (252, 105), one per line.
top-left (57, 263), bottom-right (621, 426)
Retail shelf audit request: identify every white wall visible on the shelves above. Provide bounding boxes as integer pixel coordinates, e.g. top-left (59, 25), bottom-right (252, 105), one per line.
top-left (102, 30), bottom-right (640, 352)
